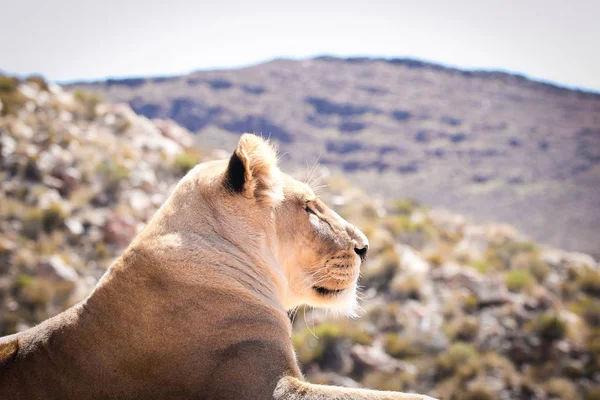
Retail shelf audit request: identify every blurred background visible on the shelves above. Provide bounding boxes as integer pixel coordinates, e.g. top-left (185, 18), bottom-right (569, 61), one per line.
top-left (1, 1), bottom-right (599, 399)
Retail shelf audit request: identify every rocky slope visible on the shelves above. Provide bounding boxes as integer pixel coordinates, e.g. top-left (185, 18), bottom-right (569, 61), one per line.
top-left (67, 56), bottom-right (600, 257)
top-left (2, 76), bottom-right (600, 399)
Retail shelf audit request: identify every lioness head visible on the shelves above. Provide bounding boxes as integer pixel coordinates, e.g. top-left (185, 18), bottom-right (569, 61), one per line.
top-left (184, 134), bottom-right (368, 316)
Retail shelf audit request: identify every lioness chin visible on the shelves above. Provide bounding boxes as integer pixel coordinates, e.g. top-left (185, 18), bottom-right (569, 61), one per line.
top-left (0, 134), bottom-right (436, 400)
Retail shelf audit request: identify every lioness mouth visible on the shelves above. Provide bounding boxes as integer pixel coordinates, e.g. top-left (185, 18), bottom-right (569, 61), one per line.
top-left (313, 286), bottom-right (345, 296)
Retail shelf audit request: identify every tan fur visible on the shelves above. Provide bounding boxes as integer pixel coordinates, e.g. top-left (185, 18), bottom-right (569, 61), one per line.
top-left (0, 134), bottom-right (436, 400)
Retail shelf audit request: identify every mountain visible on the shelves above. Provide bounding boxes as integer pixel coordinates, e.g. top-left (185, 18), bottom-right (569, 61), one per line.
top-left (2, 75), bottom-right (600, 399)
top-left (67, 57), bottom-right (600, 258)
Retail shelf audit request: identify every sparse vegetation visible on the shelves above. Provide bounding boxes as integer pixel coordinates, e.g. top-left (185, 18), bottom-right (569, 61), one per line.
top-left (544, 377), bottom-right (579, 400)
top-left (436, 342), bottom-right (479, 379)
top-left (73, 90), bottom-right (101, 119)
top-left (532, 313), bottom-right (567, 342)
top-left (173, 149), bottom-right (202, 175)
top-left (505, 269), bottom-right (535, 292)
top-left (383, 334), bottom-right (423, 359)
top-left (0, 75), bottom-right (27, 115)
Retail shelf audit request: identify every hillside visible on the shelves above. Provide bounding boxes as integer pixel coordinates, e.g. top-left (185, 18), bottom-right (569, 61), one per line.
top-left (2, 76), bottom-right (600, 399)
top-left (68, 57), bottom-right (600, 258)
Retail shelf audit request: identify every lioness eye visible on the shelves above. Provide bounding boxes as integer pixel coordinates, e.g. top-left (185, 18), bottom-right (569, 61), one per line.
top-left (304, 201), bottom-right (317, 215)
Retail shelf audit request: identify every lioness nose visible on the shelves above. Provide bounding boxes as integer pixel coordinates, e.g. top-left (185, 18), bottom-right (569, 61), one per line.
top-left (354, 244), bottom-right (368, 261)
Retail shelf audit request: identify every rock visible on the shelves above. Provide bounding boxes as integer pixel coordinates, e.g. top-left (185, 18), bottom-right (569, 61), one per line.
top-left (209, 149), bottom-right (230, 160)
top-left (351, 344), bottom-right (417, 374)
top-left (399, 245), bottom-right (430, 276)
top-left (103, 214), bottom-right (137, 246)
top-left (129, 164), bottom-right (157, 190)
top-left (50, 165), bottom-right (81, 196)
top-left (454, 225), bottom-right (489, 261)
top-left (36, 189), bottom-right (63, 209)
top-left (38, 256), bottom-right (78, 282)
top-left (153, 119), bottom-right (194, 148)
top-left (321, 340), bottom-right (354, 375)
top-left (0, 134), bottom-right (16, 159)
top-left (127, 189), bottom-right (152, 212)
top-left (427, 209), bottom-right (466, 239)
top-left (64, 218), bottom-right (84, 235)
top-left (23, 157), bottom-right (42, 181)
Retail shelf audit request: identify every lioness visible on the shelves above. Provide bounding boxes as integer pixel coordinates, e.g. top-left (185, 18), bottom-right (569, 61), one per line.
top-left (0, 134), bottom-right (435, 399)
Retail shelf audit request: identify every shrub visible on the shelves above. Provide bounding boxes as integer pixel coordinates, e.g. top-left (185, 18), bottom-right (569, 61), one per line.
top-left (361, 247), bottom-right (399, 290)
top-left (0, 75), bottom-right (27, 116)
top-left (462, 294), bottom-right (480, 312)
top-left (544, 377), bottom-right (579, 400)
top-left (95, 242), bottom-right (109, 259)
top-left (436, 342), bottom-right (479, 379)
top-left (0, 75), bottom-right (19, 92)
top-left (173, 150), bottom-right (201, 175)
top-left (17, 276), bottom-right (54, 306)
top-left (25, 75), bottom-right (49, 91)
top-left (580, 268), bottom-right (600, 297)
top-left (390, 275), bottom-right (422, 300)
top-left (22, 208), bottom-right (44, 239)
top-left (426, 252), bottom-right (445, 267)
top-left (392, 199), bottom-right (419, 215)
top-left (463, 387), bottom-right (497, 400)
top-left (292, 322), bottom-right (373, 365)
top-left (533, 313), bottom-right (567, 342)
top-left (362, 370), bottom-right (415, 392)
top-left (446, 317), bottom-right (479, 342)
top-left (512, 252), bottom-right (551, 282)
top-left (73, 90), bottom-right (101, 119)
top-left (505, 269), bottom-right (534, 292)
top-left (487, 239), bottom-right (537, 270)
top-left (42, 203), bottom-right (66, 233)
top-left (97, 160), bottom-right (130, 184)
top-left (383, 334), bottom-right (422, 359)
top-left (571, 297), bottom-right (600, 328)
top-left (468, 259), bottom-right (490, 274)
top-left (586, 386), bottom-right (600, 400)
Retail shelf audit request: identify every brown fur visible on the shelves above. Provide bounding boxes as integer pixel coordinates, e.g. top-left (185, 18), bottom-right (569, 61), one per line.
top-left (0, 134), bottom-right (435, 400)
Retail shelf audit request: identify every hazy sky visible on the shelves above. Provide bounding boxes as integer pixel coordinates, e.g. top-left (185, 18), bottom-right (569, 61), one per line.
top-left (2, 0), bottom-right (599, 91)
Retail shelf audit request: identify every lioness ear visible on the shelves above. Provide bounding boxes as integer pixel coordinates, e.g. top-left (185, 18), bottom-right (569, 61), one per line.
top-left (224, 134), bottom-right (284, 207)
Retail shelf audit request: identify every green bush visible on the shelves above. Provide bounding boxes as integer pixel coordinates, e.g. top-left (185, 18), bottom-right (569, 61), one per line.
top-left (95, 242), bottom-right (109, 259)
top-left (42, 203), bottom-right (66, 233)
top-left (505, 269), bottom-right (534, 292)
top-left (446, 317), bottom-right (479, 342)
top-left (580, 268), bottom-right (600, 297)
top-left (486, 239), bottom-right (537, 270)
top-left (0, 76), bottom-right (18, 92)
top-left (571, 297), bottom-right (600, 327)
top-left (173, 150), bottom-right (201, 175)
top-left (462, 293), bottom-right (480, 312)
top-left (383, 334), bottom-right (422, 359)
top-left (0, 75), bottom-right (27, 116)
top-left (292, 322), bottom-right (373, 365)
top-left (533, 313), bottom-right (567, 342)
top-left (436, 342), bottom-right (479, 379)
top-left (514, 253), bottom-right (551, 282)
top-left (468, 259), bottom-right (490, 274)
top-left (392, 199), bottom-right (419, 215)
